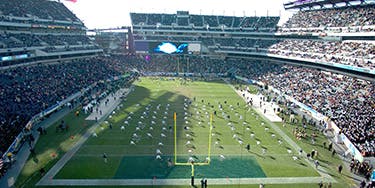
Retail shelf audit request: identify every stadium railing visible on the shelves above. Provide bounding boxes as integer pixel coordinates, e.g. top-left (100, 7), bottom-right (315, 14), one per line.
top-left (278, 25), bottom-right (375, 33)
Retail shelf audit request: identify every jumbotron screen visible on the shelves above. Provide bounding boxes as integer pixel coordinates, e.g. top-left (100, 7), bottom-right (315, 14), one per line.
top-left (150, 42), bottom-right (188, 54)
top-left (134, 41), bottom-right (201, 54)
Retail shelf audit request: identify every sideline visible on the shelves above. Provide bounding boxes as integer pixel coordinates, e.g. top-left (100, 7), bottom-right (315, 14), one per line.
top-left (225, 79), bottom-right (336, 182)
top-left (37, 88), bottom-right (131, 186)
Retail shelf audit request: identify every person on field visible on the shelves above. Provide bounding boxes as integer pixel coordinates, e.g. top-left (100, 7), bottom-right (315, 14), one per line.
top-left (103, 153), bottom-right (108, 163)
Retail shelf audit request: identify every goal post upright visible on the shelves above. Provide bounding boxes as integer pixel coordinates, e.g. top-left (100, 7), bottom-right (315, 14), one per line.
top-left (174, 112), bottom-right (177, 164)
top-left (207, 113), bottom-right (213, 164)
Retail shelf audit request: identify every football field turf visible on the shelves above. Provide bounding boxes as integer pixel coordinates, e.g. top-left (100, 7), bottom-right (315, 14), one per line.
top-left (55, 77), bottom-right (319, 180)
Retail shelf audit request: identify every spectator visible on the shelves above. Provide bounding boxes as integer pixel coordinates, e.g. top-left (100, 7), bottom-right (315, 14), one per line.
top-left (283, 5), bottom-right (375, 28)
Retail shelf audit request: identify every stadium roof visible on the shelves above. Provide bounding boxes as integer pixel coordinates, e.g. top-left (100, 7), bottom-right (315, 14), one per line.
top-left (284, 0), bottom-right (375, 10)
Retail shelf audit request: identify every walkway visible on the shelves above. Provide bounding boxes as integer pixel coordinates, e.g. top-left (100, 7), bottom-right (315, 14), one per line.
top-left (225, 79), bottom-right (282, 123)
top-left (244, 95), bottom-right (282, 123)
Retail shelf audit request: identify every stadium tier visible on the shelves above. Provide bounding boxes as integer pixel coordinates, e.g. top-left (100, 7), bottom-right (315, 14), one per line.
top-left (284, 5), bottom-right (375, 28)
top-left (0, 0), bottom-right (103, 68)
top-left (0, 33), bottom-right (92, 49)
top-left (130, 12), bottom-right (280, 29)
top-left (268, 40), bottom-right (375, 70)
top-left (167, 36), bottom-right (373, 71)
top-left (0, 0), bottom-right (81, 23)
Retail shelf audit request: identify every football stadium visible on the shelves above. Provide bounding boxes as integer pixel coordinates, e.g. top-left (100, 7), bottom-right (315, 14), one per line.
top-left (0, 0), bottom-right (374, 187)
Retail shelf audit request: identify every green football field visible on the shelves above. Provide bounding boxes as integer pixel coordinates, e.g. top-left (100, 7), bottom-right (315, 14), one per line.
top-left (55, 77), bottom-right (319, 179)
top-left (15, 77), bottom-right (357, 187)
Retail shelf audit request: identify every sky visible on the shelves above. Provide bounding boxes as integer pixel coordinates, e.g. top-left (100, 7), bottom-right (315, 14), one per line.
top-left (62, 0), bottom-right (296, 29)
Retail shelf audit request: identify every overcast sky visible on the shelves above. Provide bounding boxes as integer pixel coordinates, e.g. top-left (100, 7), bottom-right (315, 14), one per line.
top-left (62, 0), bottom-right (296, 29)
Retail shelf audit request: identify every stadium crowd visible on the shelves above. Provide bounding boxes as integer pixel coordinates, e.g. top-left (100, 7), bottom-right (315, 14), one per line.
top-left (109, 54), bottom-right (279, 76)
top-left (268, 40), bottom-right (375, 70)
top-left (246, 65), bottom-right (375, 157)
top-left (284, 5), bottom-right (375, 28)
top-left (207, 37), bottom-right (278, 49)
top-left (0, 0), bottom-right (80, 22)
top-left (0, 32), bottom-right (93, 49)
top-left (198, 37), bottom-right (374, 70)
top-left (197, 36), bottom-right (374, 70)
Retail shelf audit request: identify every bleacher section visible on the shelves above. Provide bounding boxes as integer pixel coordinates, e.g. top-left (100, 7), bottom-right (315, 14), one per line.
top-left (0, 0), bottom-right (80, 22)
top-left (130, 12), bottom-right (280, 30)
top-left (279, 3), bottom-right (375, 34)
top-left (203, 38), bottom-right (280, 48)
top-left (0, 0), bottom-right (105, 156)
top-left (0, 0), bottom-right (103, 68)
top-left (284, 5), bottom-right (375, 28)
top-left (0, 32), bottom-right (101, 67)
top-left (269, 3), bottom-right (374, 159)
top-left (0, 57), bottom-right (130, 155)
top-left (0, 33), bottom-right (93, 49)
top-left (268, 40), bottom-right (375, 70)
